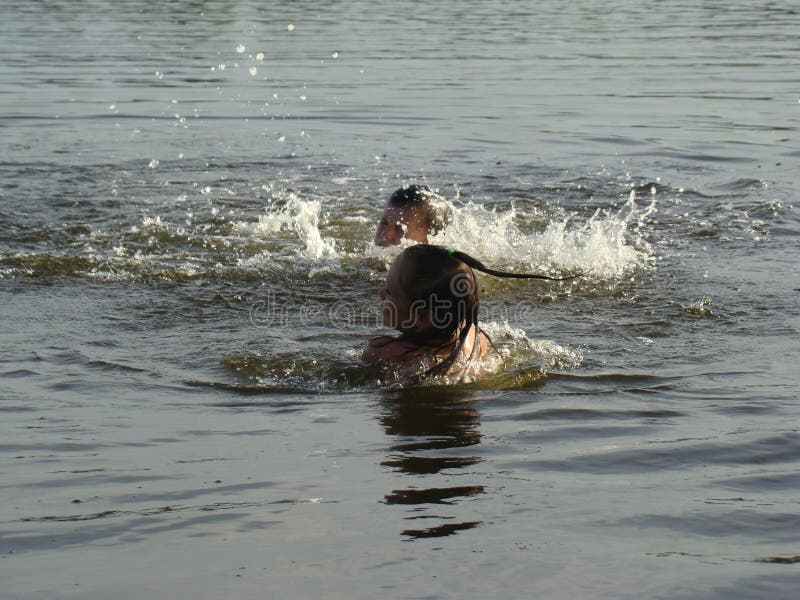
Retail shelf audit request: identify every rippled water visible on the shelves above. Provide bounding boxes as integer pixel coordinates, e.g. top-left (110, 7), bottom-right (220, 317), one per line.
top-left (1, 1), bottom-right (799, 598)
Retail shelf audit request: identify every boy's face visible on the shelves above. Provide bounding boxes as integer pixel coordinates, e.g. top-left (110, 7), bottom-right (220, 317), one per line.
top-left (374, 205), bottom-right (429, 247)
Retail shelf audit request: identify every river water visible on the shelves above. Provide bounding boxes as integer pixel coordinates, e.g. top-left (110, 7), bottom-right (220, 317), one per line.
top-left (1, 1), bottom-right (798, 598)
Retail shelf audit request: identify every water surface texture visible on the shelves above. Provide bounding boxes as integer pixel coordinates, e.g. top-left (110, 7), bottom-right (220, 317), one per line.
top-left (1, 1), bottom-right (799, 598)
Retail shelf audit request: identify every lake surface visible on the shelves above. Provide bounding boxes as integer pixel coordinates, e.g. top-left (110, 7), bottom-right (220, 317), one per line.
top-left (1, 1), bottom-right (798, 598)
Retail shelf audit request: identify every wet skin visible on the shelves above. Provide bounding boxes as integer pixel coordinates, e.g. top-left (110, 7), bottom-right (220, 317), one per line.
top-left (374, 206), bottom-right (430, 247)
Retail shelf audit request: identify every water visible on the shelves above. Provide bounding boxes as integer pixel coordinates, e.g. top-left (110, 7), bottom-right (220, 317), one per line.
top-left (1, 1), bottom-right (798, 598)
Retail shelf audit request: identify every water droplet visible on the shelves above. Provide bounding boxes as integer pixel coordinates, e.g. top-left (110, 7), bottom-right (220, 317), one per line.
top-left (236, 44), bottom-right (246, 53)
top-left (279, 136), bottom-right (286, 142)
top-left (218, 63), bottom-right (226, 71)
top-left (299, 95), bottom-right (307, 101)
top-left (249, 66), bottom-right (258, 77)
top-left (287, 23), bottom-right (295, 31)
top-left (148, 159), bottom-right (159, 168)
top-left (255, 52), bottom-right (264, 62)
top-left (331, 51), bottom-right (339, 59)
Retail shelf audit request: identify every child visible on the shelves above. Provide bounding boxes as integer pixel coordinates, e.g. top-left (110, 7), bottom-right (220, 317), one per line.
top-left (374, 185), bottom-right (449, 247)
top-left (363, 244), bottom-right (578, 385)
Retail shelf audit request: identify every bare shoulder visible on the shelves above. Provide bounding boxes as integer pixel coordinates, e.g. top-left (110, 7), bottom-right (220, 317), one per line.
top-left (362, 335), bottom-right (419, 364)
top-left (477, 330), bottom-right (490, 359)
top-left (459, 327), bottom-right (490, 360)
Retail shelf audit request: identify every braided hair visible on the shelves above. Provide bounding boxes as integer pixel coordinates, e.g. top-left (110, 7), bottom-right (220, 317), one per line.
top-left (391, 245), bottom-right (579, 385)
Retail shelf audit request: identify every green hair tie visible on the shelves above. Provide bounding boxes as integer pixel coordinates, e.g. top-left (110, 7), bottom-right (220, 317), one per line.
top-left (447, 248), bottom-right (455, 256)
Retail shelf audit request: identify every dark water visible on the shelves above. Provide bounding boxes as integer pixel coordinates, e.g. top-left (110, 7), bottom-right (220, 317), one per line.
top-left (1, 1), bottom-right (799, 598)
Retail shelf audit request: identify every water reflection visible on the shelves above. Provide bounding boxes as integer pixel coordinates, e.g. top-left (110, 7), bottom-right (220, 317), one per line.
top-left (379, 387), bottom-right (484, 539)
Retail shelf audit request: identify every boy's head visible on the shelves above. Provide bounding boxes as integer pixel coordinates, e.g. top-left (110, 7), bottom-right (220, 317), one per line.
top-left (374, 185), bottom-right (448, 247)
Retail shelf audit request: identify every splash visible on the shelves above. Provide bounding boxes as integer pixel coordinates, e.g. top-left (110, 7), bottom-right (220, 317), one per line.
top-left (481, 321), bottom-right (583, 370)
top-left (140, 215), bottom-right (166, 230)
top-left (220, 319), bottom-right (581, 393)
top-left (4, 179), bottom-right (656, 288)
top-left (429, 192), bottom-right (656, 280)
top-left (680, 296), bottom-right (719, 318)
top-left (235, 193), bottom-right (337, 261)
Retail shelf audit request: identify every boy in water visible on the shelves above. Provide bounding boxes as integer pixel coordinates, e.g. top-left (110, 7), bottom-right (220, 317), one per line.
top-left (374, 185), bottom-right (448, 247)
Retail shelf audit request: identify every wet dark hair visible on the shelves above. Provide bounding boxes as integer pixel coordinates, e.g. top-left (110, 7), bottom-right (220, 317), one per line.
top-left (390, 244), bottom-right (579, 385)
top-left (386, 184), bottom-right (449, 235)
top-left (387, 184), bottom-right (435, 208)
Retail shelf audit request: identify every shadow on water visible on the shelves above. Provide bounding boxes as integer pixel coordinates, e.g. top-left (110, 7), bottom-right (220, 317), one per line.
top-left (378, 386), bottom-right (485, 540)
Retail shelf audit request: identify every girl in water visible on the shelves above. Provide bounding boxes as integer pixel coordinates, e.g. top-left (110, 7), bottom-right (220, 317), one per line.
top-left (363, 244), bottom-right (578, 385)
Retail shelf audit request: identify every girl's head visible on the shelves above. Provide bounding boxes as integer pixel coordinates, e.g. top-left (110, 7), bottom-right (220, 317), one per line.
top-left (380, 245), bottom-right (479, 341)
top-left (376, 245), bottom-right (580, 385)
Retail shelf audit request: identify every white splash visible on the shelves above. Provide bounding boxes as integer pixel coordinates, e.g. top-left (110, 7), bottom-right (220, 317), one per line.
top-left (141, 215), bottom-right (166, 229)
top-left (236, 193), bottom-right (337, 261)
top-left (430, 193), bottom-right (656, 279)
top-left (481, 321), bottom-right (583, 370)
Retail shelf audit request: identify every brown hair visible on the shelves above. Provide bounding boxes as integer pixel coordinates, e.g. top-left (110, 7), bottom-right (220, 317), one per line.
top-left (386, 185), bottom-right (449, 236)
top-left (393, 245), bottom-right (579, 385)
